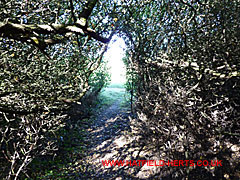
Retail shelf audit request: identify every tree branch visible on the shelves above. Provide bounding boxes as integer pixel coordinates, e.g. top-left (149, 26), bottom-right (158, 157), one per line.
top-left (0, 20), bottom-right (110, 46)
top-left (69, 0), bottom-right (77, 23)
top-left (76, 0), bottom-right (98, 27)
top-left (79, 0), bottom-right (98, 22)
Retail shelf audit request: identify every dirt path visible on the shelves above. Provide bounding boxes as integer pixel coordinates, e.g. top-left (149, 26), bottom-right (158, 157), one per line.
top-left (78, 87), bottom-right (158, 179)
top-left (32, 87), bottom-right (161, 179)
top-left (33, 88), bottom-right (240, 179)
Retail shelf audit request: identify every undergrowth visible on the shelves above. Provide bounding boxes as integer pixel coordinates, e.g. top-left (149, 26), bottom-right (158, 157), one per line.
top-left (25, 85), bottom-right (130, 179)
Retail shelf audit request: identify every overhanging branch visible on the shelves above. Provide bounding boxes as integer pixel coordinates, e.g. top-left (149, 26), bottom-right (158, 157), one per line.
top-left (0, 20), bottom-right (110, 47)
top-left (78, 0), bottom-right (98, 26)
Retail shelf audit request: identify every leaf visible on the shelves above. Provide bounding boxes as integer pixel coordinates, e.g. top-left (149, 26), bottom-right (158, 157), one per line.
top-left (73, 41), bottom-right (78, 45)
top-left (14, 76), bottom-right (18, 81)
top-left (32, 37), bottom-right (39, 44)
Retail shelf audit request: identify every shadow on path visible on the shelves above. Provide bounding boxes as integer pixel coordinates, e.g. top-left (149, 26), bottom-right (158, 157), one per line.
top-left (77, 87), bottom-right (160, 179)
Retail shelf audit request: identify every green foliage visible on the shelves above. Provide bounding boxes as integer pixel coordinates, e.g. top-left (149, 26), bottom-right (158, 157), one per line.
top-left (0, 0), bottom-right (113, 179)
top-left (98, 87), bottom-right (125, 107)
top-left (121, 0), bottom-right (240, 178)
top-left (122, 54), bottom-right (138, 97)
top-left (89, 59), bottom-right (111, 93)
top-left (1, 0), bottom-right (240, 179)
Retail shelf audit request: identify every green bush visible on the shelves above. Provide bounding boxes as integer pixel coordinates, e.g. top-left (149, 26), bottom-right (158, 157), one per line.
top-left (122, 0), bottom-right (240, 178)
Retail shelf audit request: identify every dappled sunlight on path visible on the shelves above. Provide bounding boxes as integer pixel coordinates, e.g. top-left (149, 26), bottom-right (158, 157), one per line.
top-left (78, 87), bottom-right (161, 179)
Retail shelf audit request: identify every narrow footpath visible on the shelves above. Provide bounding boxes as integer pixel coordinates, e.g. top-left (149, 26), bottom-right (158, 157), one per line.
top-left (77, 87), bottom-right (159, 179)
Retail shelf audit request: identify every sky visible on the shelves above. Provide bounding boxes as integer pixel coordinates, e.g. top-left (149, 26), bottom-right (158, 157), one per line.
top-left (104, 36), bottom-right (126, 84)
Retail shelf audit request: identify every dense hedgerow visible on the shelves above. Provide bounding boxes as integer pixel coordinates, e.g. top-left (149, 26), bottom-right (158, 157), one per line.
top-left (123, 0), bottom-right (240, 178)
top-left (0, 0), bottom-right (112, 178)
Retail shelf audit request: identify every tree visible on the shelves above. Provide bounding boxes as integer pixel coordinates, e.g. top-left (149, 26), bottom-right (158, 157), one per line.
top-left (0, 0), bottom-right (116, 179)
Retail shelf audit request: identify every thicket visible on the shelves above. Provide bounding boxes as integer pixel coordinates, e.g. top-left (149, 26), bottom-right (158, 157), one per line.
top-left (122, 0), bottom-right (240, 179)
top-left (1, 0), bottom-right (240, 179)
top-left (0, 0), bottom-right (115, 179)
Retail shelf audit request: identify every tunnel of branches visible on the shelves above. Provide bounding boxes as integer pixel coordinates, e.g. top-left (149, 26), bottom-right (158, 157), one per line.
top-left (0, 0), bottom-right (240, 179)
